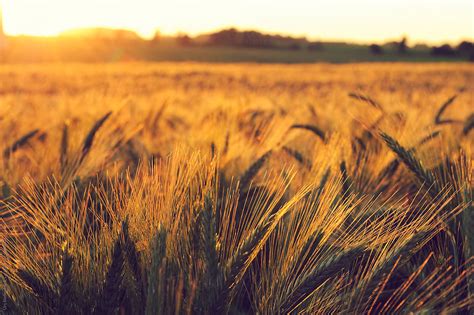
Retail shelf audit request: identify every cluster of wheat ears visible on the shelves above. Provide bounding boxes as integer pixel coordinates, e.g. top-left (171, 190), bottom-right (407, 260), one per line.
top-left (0, 64), bottom-right (473, 314)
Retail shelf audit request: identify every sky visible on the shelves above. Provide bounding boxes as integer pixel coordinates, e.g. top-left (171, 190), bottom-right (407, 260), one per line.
top-left (1, 0), bottom-right (473, 44)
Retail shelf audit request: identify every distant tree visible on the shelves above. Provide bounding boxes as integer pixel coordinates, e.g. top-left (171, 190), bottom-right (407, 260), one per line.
top-left (207, 28), bottom-right (306, 49)
top-left (288, 42), bottom-right (301, 50)
top-left (177, 34), bottom-right (193, 46)
top-left (152, 30), bottom-right (161, 42)
top-left (369, 44), bottom-right (383, 55)
top-left (431, 44), bottom-right (456, 57)
top-left (307, 42), bottom-right (324, 51)
top-left (455, 41), bottom-right (474, 61)
top-left (457, 41), bottom-right (473, 53)
top-left (114, 30), bottom-right (139, 41)
top-left (398, 37), bottom-right (408, 54)
top-left (241, 31), bottom-right (274, 48)
top-left (413, 43), bottom-right (430, 51)
top-left (386, 41), bottom-right (399, 48)
top-left (457, 41), bottom-right (474, 59)
top-left (209, 28), bottom-right (240, 46)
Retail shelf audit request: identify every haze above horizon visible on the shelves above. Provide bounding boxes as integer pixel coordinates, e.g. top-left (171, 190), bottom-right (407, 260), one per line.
top-left (1, 0), bottom-right (473, 44)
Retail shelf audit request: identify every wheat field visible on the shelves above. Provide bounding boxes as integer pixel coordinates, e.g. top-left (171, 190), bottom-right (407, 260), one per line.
top-left (0, 62), bottom-right (473, 314)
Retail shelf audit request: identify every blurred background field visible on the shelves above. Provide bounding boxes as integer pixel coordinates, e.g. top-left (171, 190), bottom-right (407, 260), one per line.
top-left (1, 62), bottom-right (472, 183)
top-left (1, 31), bottom-right (473, 63)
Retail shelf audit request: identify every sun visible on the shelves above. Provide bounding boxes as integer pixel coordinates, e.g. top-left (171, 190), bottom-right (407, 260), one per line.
top-left (1, 0), bottom-right (157, 38)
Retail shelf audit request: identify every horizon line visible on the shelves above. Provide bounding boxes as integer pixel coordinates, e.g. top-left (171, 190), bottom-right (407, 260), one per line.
top-left (3, 26), bottom-right (473, 46)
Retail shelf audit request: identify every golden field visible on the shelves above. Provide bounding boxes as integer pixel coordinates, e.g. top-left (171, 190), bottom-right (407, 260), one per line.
top-left (0, 62), bottom-right (473, 314)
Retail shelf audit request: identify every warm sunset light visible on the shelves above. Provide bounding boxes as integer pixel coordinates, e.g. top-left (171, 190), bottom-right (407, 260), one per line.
top-left (2, 0), bottom-right (473, 43)
top-left (1, 0), bottom-right (473, 312)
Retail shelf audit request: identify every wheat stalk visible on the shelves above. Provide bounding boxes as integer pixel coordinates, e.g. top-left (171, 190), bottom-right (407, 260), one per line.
top-left (340, 161), bottom-right (353, 199)
top-left (283, 146), bottom-right (312, 169)
top-left (290, 124), bottom-right (326, 142)
top-left (195, 196), bottom-right (221, 313)
top-left (463, 113), bottom-right (474, 135)
top-left (17, 268), bottom-right (55, 310)
top-left (60, 112), bottom-right (112, 190)
top-left (348, 92), bottom-right (384, 112)
top-left (80, 111), bottom-right (112, 164)
top-left (357, 231), bottom-right (433, 308)
top-left (60, 122), bottom-right (69, 174)
top-left (434, 94), bottom-right (463, 125)
top-left (58, 251), bottom-right (74, 314)
top-left (146, 225), bottom-right (167, 315)
top-left (218, 189), bottom-right (306, 312)
top-left (380, 132), bottom-right (440, 198)
top-left (281, 247), bottom-right (365, 313)
top-left (239, 150), bottom-right (272, 191)
top-left (122, 220), bottom-right (145, 311)
top-left (3, 129), bottom-right (40, 160)
top-left (95, 223), bottom-right (126, 314)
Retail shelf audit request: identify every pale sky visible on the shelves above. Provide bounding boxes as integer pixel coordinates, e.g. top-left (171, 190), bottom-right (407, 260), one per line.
top-left (1, 0), bottom-right (473, 44)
